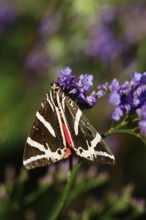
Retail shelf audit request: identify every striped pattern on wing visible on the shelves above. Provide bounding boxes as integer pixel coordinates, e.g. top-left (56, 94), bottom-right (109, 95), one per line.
top-left (64, 95), bottom-right (115, 165)
top-left (23, 93), bottom-right (66, 169)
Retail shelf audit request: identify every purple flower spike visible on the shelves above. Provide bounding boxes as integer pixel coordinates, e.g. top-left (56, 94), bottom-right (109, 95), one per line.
top-left (76, 74), bottom-right (93, 93)
top-left (109, 79), bottom-right (119, 92)
top-left (109, 92), bottom-right (121, 106)
top-left (56, 68), bottom-right (97, 107)
top-left (57, 67), bottom-right (75, 89)
top-left (97, 82), bottom-right (109, 91)
top-left (86, 92), bottom-right (97, 106)
top-left (77, 93), bottom-right (86, 103)
top-left (131, 71), bottom-right (142, 83)
top-left (96, 70), bottom-right (146, 125)
top-left (112, 107), bottom-right (123, 121)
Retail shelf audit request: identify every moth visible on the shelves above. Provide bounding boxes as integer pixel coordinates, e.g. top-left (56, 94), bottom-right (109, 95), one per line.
top-left (23, 83), bottom-right (115, 169)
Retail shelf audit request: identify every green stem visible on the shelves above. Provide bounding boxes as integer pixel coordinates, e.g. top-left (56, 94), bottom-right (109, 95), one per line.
top-left (46, 161), bottom-right (82, 220)
top-left (104, 128), bottom-right (146, 146)
top-left (103, 114), bottom-right (146, 145)
top-left (66, 173), bottom-right (109, 207)
top-left (104, 115), bottom-right (141, 139)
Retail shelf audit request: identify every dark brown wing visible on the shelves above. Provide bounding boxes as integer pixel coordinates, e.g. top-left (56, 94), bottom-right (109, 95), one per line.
top-left (23, 93), bottom-right (66, 169)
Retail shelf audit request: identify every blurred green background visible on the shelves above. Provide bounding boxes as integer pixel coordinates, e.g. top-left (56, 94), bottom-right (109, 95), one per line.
top-left (1, 0), bottom-right (146, 219)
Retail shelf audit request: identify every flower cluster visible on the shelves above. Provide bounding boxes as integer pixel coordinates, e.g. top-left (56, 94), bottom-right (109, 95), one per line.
top-left (96, 71), bottom-right (146, 136)
top-left (97, 72), bottom-right (146, 121)
top-left (86, 20), bottom-right (127, 62)
top-left (85, 5), bottom-right (127, 62)
top-left (85, 2), bottom-right (146, 64)
top-left (57, 67), bottom-right (97, 106)
top-left (57, 67), bottom-right (75, 90)
top-left (57, 67), bottom-right (146, 136)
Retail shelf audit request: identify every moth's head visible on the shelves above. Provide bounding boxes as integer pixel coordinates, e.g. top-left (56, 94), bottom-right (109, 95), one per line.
top-left (50, 81), bottom-right (60, 93)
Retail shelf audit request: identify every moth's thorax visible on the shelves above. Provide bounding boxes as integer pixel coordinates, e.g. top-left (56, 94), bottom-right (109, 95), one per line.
top-left (49, 87), bottom-right (63, 107)
top-left (50, 82), bottom-right (60, 94)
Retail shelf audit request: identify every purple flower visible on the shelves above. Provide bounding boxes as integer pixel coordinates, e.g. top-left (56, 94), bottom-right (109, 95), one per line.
top-left (108, 92), bottom-right (121, 106)
top-left (136, 103), bottom-right (146, 119)
top-left (76, 74), bottom-right (93, 93)
top-left (57, 67), bottom-right (75, 90)
top-left (131, 71), bottom-right (142, 83)
top-left (77, 93), bottom-right (86, 103)
top-left (76, 91), bottom-right (97, 107)
top-left (86, 92), bottom-right (97, 106)
top-left (97, 82), bottom-right (109, 90)
top-left (133, 98), bottom-right (140, 107)
top-left (109, 79), bottom-right (119, 92)
top-left (112, 107), bottom-right (123, 121)
top-left (122, 104), bottom-right (131, 112)
top-left (96, 90), bottom-right (106, 98)
top-left (139, 120), bottom-right (146, 136)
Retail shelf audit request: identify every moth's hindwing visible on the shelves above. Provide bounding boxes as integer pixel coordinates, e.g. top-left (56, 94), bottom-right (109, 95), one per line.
top-left (23, 92), bottom-right (66, 169)
top-left (64, 96), bottom-right (115, 165)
